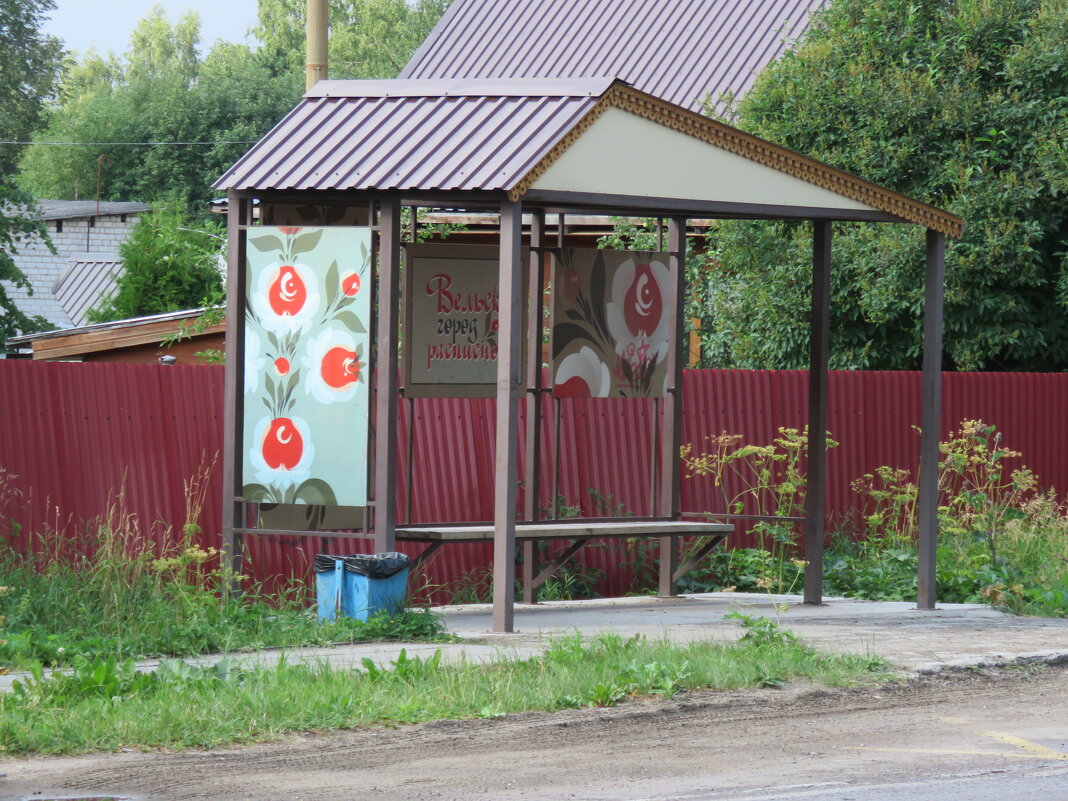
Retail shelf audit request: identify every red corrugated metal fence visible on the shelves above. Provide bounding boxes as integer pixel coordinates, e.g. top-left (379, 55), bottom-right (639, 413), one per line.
top-left (2, 362), bottom-right (1065, 600)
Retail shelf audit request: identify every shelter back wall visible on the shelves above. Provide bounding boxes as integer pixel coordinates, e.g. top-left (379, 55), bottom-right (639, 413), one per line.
top-left (1, 361), bottom-right (1063, 598)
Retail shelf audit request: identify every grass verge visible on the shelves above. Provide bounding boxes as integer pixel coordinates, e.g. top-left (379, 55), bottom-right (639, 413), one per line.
top-left (0, 468), bottom-right (450, 669)
top-left (0, 624), bottom-right (893, 756)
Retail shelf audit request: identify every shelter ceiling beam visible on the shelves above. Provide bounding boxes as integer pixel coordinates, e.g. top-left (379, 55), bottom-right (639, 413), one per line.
top-left (521, 190), bottom-right (908, 224)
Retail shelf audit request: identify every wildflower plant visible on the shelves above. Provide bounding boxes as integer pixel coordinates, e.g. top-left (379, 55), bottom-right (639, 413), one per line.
top-left (680, 426), bottom-right (835, 594)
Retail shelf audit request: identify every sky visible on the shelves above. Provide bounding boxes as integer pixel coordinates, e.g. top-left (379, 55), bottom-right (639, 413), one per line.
top-left (42, 1), bottom-right (262, 57)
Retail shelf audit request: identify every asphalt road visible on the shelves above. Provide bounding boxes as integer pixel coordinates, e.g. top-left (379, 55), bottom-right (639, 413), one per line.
top-left (5, 664), bottom-right (1067, 801)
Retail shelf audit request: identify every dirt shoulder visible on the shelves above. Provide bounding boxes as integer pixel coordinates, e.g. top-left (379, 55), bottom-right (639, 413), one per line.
top-left (5, 663), bottom-right (1068, 801)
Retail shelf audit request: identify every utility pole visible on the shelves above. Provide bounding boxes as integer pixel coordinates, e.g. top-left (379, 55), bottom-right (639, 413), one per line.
top-left (306, 0), bottom-right (329, 92)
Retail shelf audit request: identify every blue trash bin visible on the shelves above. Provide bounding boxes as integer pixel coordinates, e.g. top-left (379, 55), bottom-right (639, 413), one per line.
top-left (315, 553), bottom-right (410, 621)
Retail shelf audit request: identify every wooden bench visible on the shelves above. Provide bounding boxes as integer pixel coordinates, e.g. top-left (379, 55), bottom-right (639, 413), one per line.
top-left (397, 520), bottom-right (732, 602)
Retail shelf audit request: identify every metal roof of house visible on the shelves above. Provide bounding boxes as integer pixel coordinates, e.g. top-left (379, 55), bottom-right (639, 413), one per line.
top-left (6, 306), bottom-right (219, 347)
top-left (214, 78), bottom-right (964, 237)
top-left (400, 0), bottom-right (825, 115)
top-left (33, 200), bottom-right (151, 221)
top-left (51, 254), bottom-right (124, 328)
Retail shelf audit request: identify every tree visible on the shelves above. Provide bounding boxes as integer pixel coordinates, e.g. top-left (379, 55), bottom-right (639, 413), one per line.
top-left (17, 6), bottom-right (302, 205)
top-left (0, 185), bottom-right (54, 345)
top-left (0, 0), bottom-right (64, 179)
top-left (89, 200), bottom-right (224, 323)
top-left (253, 0), bottom-right (451, 79)
top-left (698, 0), bottom-right (1068, 371)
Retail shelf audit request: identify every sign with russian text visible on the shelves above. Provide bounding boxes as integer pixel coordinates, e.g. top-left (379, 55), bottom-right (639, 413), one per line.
top-left (404, 244), bottom-right (526, 397)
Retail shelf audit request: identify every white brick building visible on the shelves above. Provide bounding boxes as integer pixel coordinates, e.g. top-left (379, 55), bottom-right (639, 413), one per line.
top-left (4, 200), bottom-right (151, 333)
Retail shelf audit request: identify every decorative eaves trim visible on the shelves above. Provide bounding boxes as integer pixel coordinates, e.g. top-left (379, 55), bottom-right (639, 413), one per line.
top-left (511, 84), bottom-right (964, 239)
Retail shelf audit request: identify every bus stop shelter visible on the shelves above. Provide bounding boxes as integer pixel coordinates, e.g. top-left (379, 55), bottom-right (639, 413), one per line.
top-left (215, 77), bottom-right (963, 632)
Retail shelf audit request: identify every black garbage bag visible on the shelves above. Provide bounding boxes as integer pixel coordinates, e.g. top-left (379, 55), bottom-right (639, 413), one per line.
top-left (314, 554), bottom-right (345, 573)
top-left (344, 552), bottom-right (410, 579)
top-left (314, 553), bottom-right (411, 578)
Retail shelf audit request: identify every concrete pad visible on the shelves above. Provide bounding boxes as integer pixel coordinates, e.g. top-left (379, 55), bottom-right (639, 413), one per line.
top-left (433, 592), bottom-right (1068, 673)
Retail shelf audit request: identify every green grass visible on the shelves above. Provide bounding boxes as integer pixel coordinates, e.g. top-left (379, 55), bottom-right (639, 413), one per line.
top-left (0, 627), bottom-right (892, 756)
top-left (0, 488), bottom-right (449, 669)
top-left (678, 421), bottom-right (1068, 617)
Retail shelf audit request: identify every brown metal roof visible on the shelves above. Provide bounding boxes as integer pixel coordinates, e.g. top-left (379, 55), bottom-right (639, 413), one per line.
top-left (400, 0), bottom-right (826, 115)
top-left (214, 78), bottom-right (611, 195)
top-left (214, 79), bottom-right (963, 237)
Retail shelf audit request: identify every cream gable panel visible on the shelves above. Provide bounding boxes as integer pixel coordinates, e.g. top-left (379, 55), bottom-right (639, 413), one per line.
top-left (531, 107), bottom-right (878, 212)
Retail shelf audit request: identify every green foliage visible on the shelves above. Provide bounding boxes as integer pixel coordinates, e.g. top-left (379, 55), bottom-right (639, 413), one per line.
top-left (725, 612), bottom-right (800, 647)
top-left (0, 467), bottom-right (448, 670)
top-left (253, 0), bottom-right (451, 79)
top-left (88, 200), bottom-right (224, 322)
top-left (680, 420), bottom-right (1068, 615)
top-left (18, 7), bottom-right (302, 205)
top-left (702, 0), bottom-right (1068, 370)
top-left (824, 420), bottom-right (1068, 615)
top-left (0, 631), bottom-right (885, 755)
top-left (0, 185), bottom-right (55, 344)
top-left (0, 0), bottom-right (64, 179)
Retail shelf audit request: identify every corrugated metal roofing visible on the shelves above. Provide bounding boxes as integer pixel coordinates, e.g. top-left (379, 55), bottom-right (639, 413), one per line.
top-left (214, 78), bottom-right (610, 193)
top-left (401, 0), bottom-right (826, 114)
top-left (51, 255), bottom-right (124, 327)
top-left (33, 200), bottom-right (151, 221)
top-left (214, 77), bottom-right (963, 236)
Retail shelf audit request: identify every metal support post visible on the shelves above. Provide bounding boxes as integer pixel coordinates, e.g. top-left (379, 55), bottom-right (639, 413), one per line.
top-left (658, 217), bottom-right (686, 596)
top-left (374, 197), bottom-right (401, 552)
top-left (803, 220), bottom-right (831, 604)
top-left (222, 190), bottom-right (250, 595)
top-left (522, 210), bottom-right (546, 603)
top-left (493, 200), bottom-right (524, 632)
top-left (917, 229), bottom-right (945, 609)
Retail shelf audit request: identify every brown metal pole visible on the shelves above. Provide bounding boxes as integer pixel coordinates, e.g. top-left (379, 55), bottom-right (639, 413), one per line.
top-left (657, 217), bottom-right (686, 596)
top-left (917, 229), bottom-right (945, 609)
top-left (405, 396), bottom-right (414, 524)
top-left (522, 210), bottom-right (545, 603)
top-left (550, 213), bottom-right (565, 520)
top-left (374, 198), bottom-right (401, 552)
top-left (803, 220), bottom-right (831, 604)
top-left (493, 199), bottom-right (524, 632)
top-left (222, 190), bottom-right (250, 594)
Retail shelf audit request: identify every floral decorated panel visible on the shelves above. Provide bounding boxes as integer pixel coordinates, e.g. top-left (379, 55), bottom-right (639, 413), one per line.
top-left (552, 248), bottom-right (672, 398)
top-left (242, 226), bottom-right (371, 506)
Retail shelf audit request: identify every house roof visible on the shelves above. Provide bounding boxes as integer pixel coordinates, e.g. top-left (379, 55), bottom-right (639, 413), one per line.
top-left (214, 78), bottom-right (963, 237)
top-left (6, 307), bottom-right (224, 361)
top-left (33, 200), bottom-right (151, 221)
top-left (400, 0), bottom-right (826, 115)
top-left (51, 254), bottom-right (125, 328)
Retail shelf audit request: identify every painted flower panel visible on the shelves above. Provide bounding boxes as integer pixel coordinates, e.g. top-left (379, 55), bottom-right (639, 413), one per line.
top-left (551, 249), bottom-right (672, 398)
top-left (242, 226), bottom-right (372, 506)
